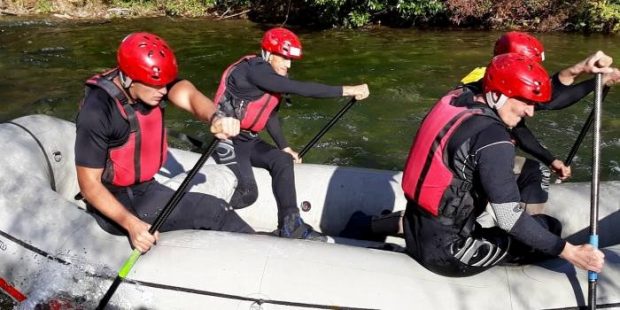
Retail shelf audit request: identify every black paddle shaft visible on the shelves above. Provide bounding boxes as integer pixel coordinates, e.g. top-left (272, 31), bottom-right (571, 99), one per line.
top-left (299, 98), bottom-right (357, 159)
top-left (564, 86), bottom-right (610, 166)
top-left (151, 138), bottom-right (219, 232)
top-left (588, 73), bottom-right (604, 310)
top-left (97, 137), bottom-right (219, 309)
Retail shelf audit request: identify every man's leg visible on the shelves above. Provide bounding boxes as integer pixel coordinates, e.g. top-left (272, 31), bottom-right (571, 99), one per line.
top-left (372, 210), bottom-right (404, 236)
top-left (250, 139), bottom-right (326, 241)
top-left (132, 181), bottom-right (254, 234)
top-left (403, 204), bottom-right (511, 277)
top-left (213, 135), bottom-right (259, 209)
top-left (340, 210), bottom-right (403, 240)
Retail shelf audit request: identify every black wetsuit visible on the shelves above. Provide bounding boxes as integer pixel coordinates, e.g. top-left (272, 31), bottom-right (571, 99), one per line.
top-left (213, 56), bottom-right (342, 227)
top-left (75, 81), bottom-right (253, 236)
top-left (403, 94), bottom-right (565, 277)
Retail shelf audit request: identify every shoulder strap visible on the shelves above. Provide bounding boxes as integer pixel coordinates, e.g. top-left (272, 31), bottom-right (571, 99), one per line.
top-left (89, 71), bottom-right (139, 133)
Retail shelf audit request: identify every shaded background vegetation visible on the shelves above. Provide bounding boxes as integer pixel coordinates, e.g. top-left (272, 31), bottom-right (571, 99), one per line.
top-left (2, 0), bottom-right (620, 32)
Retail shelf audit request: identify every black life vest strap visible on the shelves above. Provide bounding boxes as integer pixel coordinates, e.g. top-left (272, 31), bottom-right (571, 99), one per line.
top-left (94, 72), bottom-right (141, 184)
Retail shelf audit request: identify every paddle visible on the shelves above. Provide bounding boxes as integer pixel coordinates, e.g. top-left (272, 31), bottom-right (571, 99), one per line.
top-left (96, 136), bottom-right (220, 310)
top-left (298, 97), bottom-right (357, 159)
top-left (563, 87), bottom-right (610, 167)
top-left (0, 277), bottom-right (26, 303)
top-left (588, 72), bottom-right (603, 310)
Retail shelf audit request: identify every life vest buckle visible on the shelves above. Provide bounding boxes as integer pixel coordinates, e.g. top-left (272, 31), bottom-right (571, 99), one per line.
top-left (460, 181), bottom-right (473, 192)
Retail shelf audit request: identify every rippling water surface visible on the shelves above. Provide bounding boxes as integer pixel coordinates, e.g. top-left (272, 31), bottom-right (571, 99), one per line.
top-left (1, 17), bottom-right (620, 181)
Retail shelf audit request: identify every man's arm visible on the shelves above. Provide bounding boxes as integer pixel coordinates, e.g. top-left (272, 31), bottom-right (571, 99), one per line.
top-left (167, 80), bottom-right (240, 139)
top-left (168, 80), bottom-right (217, 122)
top-left (247, 61), bottom-right (369, 100)
top-left (76, 166), bottom-right (158, 253)
top-left (265, 111), bottom-right (301, 163)
top-left (511, 120), bottom-right (555, 166)
top-left (475, 126), bottom-right (565, 254)
top-left (541, 74), bottom-right (596, 111)
top-left (557, 51), bottom-right (613, 85)
top-left (475, 126), bottom-right (603, 271)
top-left (265, 110), bottom-right (289, 150)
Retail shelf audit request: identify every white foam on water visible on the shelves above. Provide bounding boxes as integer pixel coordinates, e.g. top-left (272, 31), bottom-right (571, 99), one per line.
top-left (12, 255), bottom-right (152, 310)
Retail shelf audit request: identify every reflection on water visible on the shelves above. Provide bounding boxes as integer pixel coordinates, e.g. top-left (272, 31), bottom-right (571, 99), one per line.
top-left (0, 17), bottom-right (619, 182)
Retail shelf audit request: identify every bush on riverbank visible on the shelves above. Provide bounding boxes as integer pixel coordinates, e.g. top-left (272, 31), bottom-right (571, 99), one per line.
top-left (2, 0), bottom-right (620, 33)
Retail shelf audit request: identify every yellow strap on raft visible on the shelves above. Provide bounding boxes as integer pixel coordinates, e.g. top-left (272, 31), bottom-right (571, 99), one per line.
top-left (461, 67), bottom-right (486, 84)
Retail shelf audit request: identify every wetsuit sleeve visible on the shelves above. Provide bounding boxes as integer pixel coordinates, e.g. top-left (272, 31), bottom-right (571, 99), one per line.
top-left (265, 110), bottom-right (289, 149)
top-left (537, 73), bottom-right (596, 111)
top-left (75, 89), bottom-right (115, 168)
top-left (474, 124), bottom-right (520, 205)
top-left (248, 62), bottom-right (342, 98)
top-left (511, 120), bottom-right (555, 166)
top-left (474, 124), bottom-right (565, 255)
top-left (510, 213), bottom-right (566, 256)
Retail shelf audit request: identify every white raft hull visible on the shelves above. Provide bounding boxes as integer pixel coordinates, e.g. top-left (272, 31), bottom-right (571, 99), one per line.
top-left (1, 115), bottom-right (619, 309)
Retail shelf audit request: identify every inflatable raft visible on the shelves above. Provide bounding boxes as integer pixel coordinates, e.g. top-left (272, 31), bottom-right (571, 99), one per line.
top-left (1, 115), bottom-right (619, 309)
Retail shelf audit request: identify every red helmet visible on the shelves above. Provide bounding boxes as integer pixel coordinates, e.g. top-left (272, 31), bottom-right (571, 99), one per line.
top-left (261, 27), bottom-right (302, 60)
top-left (494, 32), bottom-right (545, 63)
top-left (117, 32), bottom-right (178, 87)
top-left (483, 53), bottom-right (551, 103)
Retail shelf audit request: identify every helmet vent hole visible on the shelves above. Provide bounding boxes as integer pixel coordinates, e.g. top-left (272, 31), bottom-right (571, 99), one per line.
top-left (148, 50), bottom-right (154, 58)
top-left (151, 66), bottom-right (160, 80)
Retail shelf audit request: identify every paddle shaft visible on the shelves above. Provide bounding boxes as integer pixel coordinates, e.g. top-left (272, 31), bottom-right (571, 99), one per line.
top-left (588, 73), bottom-right (603, 310)
top-left (564, 87), bottom-right (610, 166)
top-left (96, 138), bottom-right (219, 309)
top-left (299, 98), bottom-right (357, 158)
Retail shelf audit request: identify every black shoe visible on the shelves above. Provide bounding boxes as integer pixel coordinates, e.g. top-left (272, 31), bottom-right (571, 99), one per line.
top-left (278, 213), bottom-right (327, 242)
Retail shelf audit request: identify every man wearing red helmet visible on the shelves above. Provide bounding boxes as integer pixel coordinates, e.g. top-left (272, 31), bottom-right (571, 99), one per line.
top-left (211, 27), bottom-right (369, 241)
top-left (398, 53), bottom-right (605, 277)
top-left (75, 32), bottom-right (253, 253)
top-left (462, 32), bottom-right (620, 202)
top-left (344, 32), bottom-right (620, 241)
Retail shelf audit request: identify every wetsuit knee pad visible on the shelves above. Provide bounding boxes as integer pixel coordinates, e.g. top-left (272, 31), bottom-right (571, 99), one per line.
top-left (214, 140), bottom-right (237, 166)
top-left (272, 152), bottom-right (294, 170)
top-left (229, 182), bottom-right (258, 209)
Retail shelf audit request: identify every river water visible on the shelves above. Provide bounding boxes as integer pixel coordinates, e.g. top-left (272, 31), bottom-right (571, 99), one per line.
top-left (1, 17), bottom-right (619, 181)
top-left (1, 16), bottom-right (620, 308)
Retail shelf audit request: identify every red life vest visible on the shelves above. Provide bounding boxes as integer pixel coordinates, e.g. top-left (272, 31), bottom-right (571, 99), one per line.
top-left (401, 89), bottom-right (496, 216)
top-left (83, 69), bottom-right (168, 186)
top-left (214, 55), bottom-right (281, 132)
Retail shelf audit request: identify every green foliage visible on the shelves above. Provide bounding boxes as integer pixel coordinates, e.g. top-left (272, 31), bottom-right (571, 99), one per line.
top-left (396, 0), bottom-right (444, 19)
top-left (108, 0), bottom-right (217, 17)
top-left (7, 0), bottom-right (620, 32)
top-left (35, 0), bottom-right (54, 14)
top-left (290, 0), bottom-right (446, 28)
top-left (576, 0), bottom-right (620, 33)
top-left (160, 0), bottom-right (213, 16)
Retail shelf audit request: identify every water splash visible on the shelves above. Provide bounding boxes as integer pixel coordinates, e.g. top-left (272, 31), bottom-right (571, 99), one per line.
top-left (11, 254), bottom-right (146, 310)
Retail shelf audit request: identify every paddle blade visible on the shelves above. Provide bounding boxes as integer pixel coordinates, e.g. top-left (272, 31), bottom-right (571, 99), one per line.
top-left (0, 277), bottom-right (26, 302)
